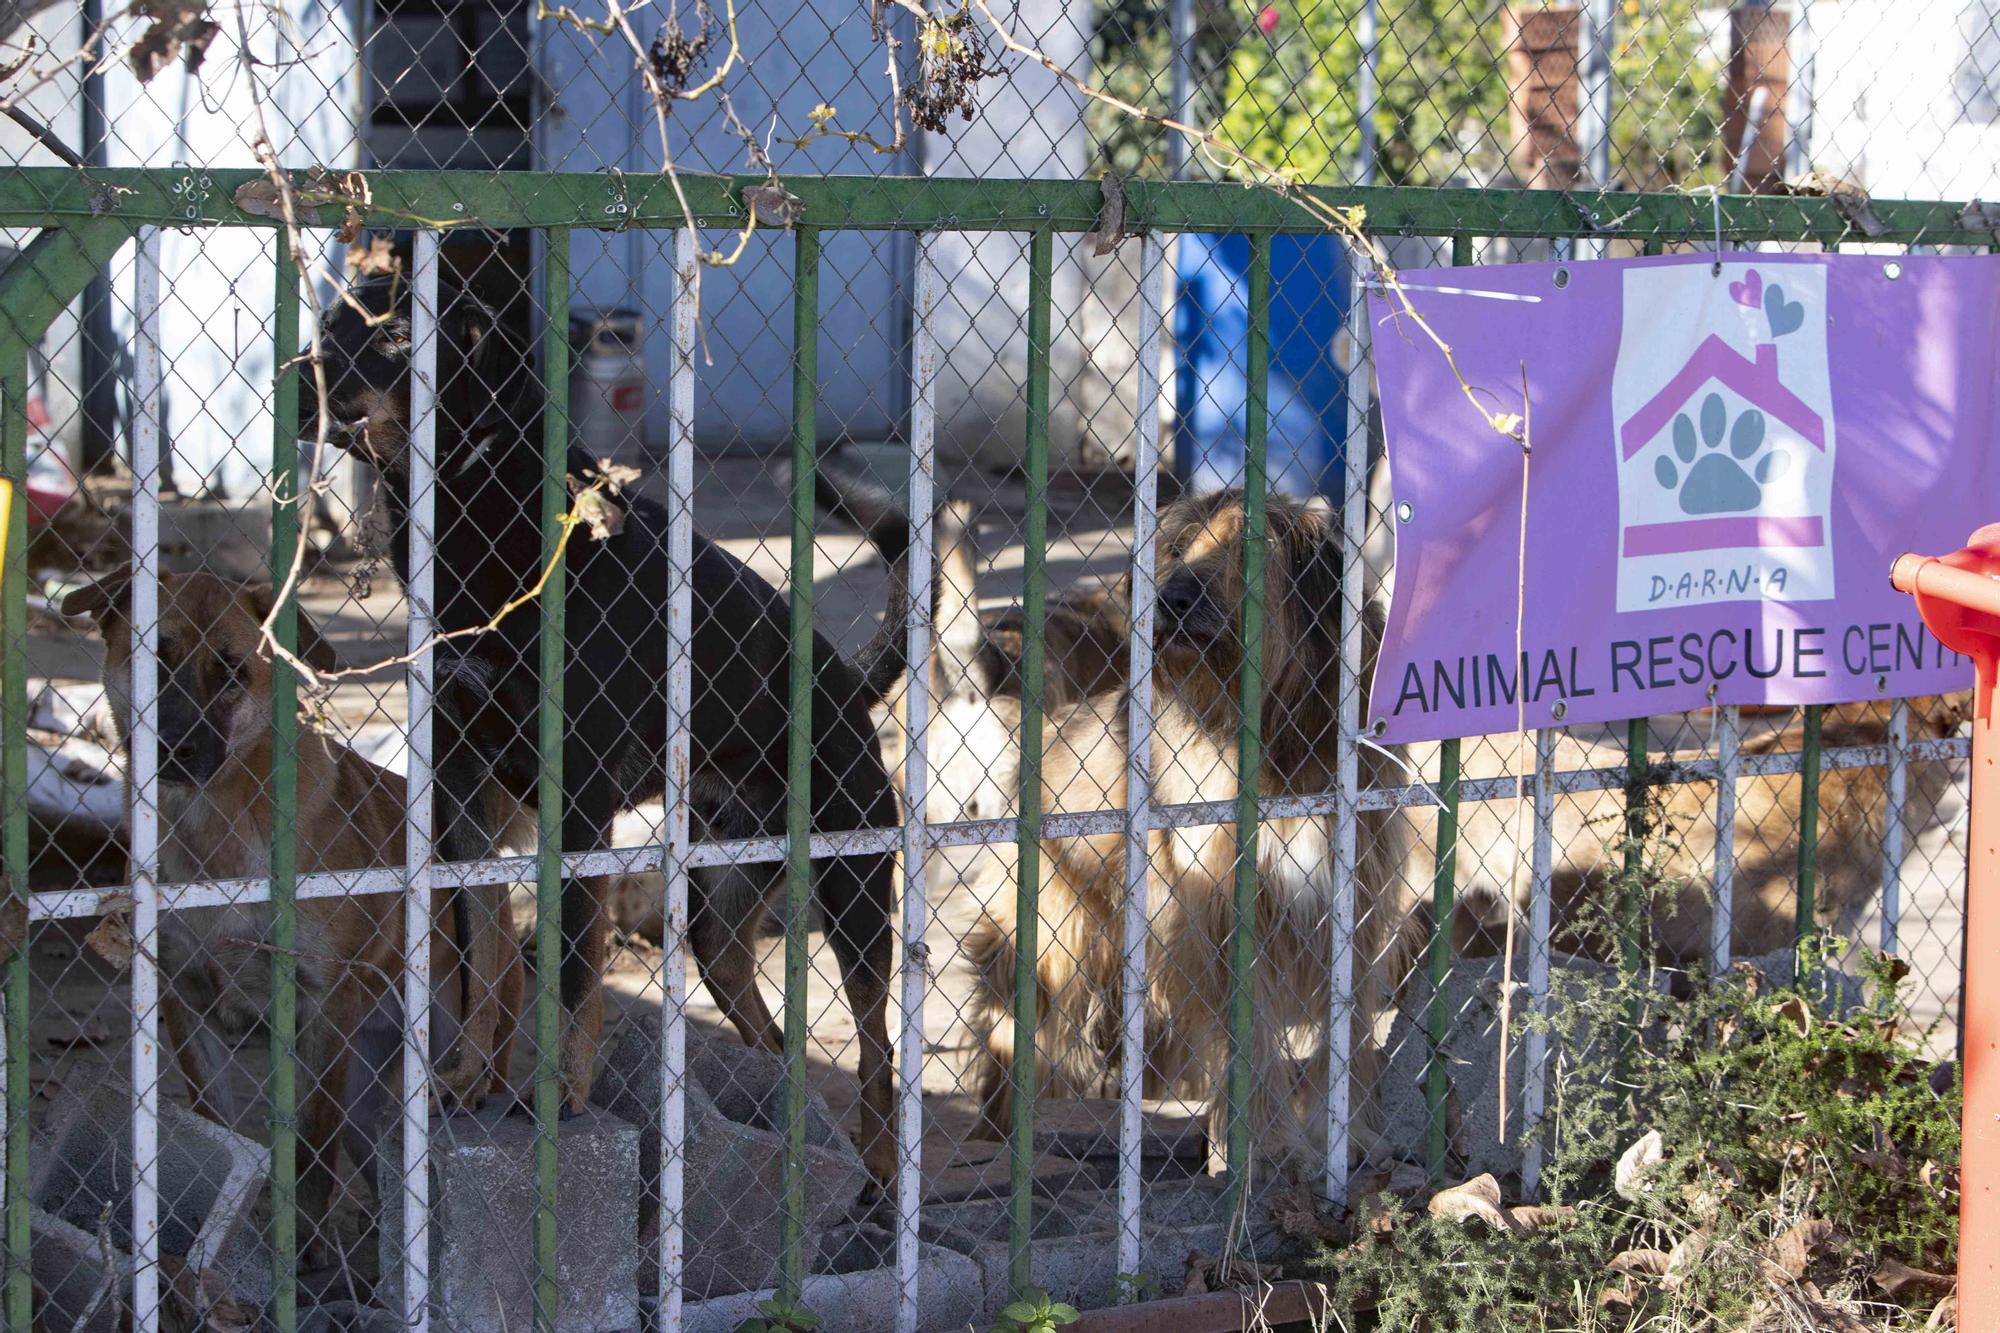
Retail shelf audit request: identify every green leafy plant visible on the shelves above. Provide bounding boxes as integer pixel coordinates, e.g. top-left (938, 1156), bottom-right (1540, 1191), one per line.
top-left (1301, 809), bottom-right (1958, 1331)
top-left (733, 1296), bottom-right (821, 1333)
top-left (1101, 1269), bottom-right (1158, 1306)
top-left (990, 1288), bottom-right (1081, 1333)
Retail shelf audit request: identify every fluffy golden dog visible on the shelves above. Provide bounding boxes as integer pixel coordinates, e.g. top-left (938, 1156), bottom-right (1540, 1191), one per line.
top-left (964, 489), bottom-right (1417, 1169)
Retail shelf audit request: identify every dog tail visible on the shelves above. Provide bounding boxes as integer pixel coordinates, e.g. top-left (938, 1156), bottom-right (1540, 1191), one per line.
top-left (805, 453), bottom-right (936, 710)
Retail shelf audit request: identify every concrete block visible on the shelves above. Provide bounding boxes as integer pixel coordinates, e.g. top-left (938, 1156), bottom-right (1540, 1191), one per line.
top-left (376, 1104), bottom-right (641, 1333)
top-left (1025, 1098), bottom-right (1207, 1165)
top-left (32, 1084), bottom-right (265, 1278)
top-left (590, 1012), bottom-right (869, 1300)
top-left (920, 1193), bottom-right (1128, 1322)
top-left (920, 1133), bottom-right (1101, 1205)
top-left (29, 1205), bottom-right (130, 1333)
top-left (680, 1224), bottom-right (984, 1333)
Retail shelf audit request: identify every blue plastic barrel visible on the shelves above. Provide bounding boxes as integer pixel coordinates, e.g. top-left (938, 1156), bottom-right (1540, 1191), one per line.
top-left (1172, 232), bottom-right (1351, 499)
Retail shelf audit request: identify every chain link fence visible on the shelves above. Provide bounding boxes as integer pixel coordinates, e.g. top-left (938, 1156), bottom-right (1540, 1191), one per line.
top-left (0, 0), bottom-right (1986, 1329)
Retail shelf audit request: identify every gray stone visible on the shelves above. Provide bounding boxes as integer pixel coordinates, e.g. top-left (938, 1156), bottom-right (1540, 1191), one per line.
top-left (297, 1301), bottom-right (410, 1333)
top-left (375, 1104), bottom-right (641, 1333)
top-left (29, 1205), bottom-right (130, 1333)
top-left (31, 1084), bottom-right (265, 1281)
top-left (589, 1012), bottom-right (870, 1300)
top-left (1380, 953), bottom-right (1687, 1182)
top-left (680, 1224), bottom-right (984, 1333)
top-left (1732, 948), bottom-right (1867, 1015)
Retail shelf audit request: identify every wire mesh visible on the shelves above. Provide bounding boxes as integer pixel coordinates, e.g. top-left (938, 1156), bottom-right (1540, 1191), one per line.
top-left (0, 1), bottom-right (1988, 1330)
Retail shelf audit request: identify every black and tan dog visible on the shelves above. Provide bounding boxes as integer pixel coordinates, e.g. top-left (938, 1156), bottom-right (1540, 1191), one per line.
top-left (965, 489), bottom-right (1418, 1169)
top-left (66, 570), bottom-right (524, 1258)
top-left (312, 261), bottom-right (916, 1179)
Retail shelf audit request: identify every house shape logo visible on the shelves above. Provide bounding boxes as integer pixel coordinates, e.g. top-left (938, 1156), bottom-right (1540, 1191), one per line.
top-left (1611, 262), bottom-right (1836, 612)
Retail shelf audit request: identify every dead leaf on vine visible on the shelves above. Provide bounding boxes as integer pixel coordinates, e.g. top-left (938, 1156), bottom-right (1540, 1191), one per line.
top-left (84, 900), bottom-right (135, 967)
top-left (1427, 1174), bottom-right (1517, 1231)
top-left (1614, 1130), bottom-right (1664, 1201)
top-left (1774, 993), bottom-right (1812, 1036)
top-left (1506, 1204), bottom-right (1576, 1233)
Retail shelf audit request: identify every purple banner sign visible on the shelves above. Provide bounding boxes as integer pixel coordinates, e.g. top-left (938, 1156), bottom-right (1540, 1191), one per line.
top-left (1367, 252), bottom-right (1999, 744)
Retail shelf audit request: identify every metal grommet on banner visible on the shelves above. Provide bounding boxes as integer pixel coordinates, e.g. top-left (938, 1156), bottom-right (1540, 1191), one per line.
top-left (1368, 718), bottom-right (1388, 739)
top-left (1884, 260), bottom-right (1904, 281)
top-left (1550, 699), bottom-right (1568, 722)
top-left (1396, 501), bottom-right (1413, 523)
top-left (1552, 267), bottom-right (1570, 289)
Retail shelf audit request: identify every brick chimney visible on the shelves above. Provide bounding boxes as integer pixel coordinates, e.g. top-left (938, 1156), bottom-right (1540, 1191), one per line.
top-left (1724, 6), bottom-right (1791, 193)
top-left (1505, 7), bottom-right (1582, 188)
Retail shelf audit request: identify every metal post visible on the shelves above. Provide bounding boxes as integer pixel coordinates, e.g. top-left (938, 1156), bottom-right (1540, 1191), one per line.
top-left (1167, 0), bottom-right (1194, 178)
top-left (1354, 0), bottom-right (1379, 186)
top-left (781, 226), bottom-right (822, 1305)
top-left (660, 226), bottom-right (698, 1332)
top-left (401, 229), bottom-right (441, 1333)
top-left (1797, 703), bottom-right (1823, 954)
top-left (1622, 717), bottom-right (1648, 979)
top-left (1882, 697), bottom-right (1909, 956)
top-left (1712, 706), bottom-right (1741, 975)
top-left (0, 323), bottom-right (25, 1333)
top-left (535, 226), bottom-right (573, 1333)
top-left (129, 225), bottom-right (164, 1332)
top-left (1118, 233), bottom-right (1164, 1277)
top-left (1225, 232), bottom-right (1271, 1232)
top-left (1786, 0), bottom-right (1815, 180)
top-left (1576, 0), bottom-right (1616, 257)
top-left (1008, 228), bottom-right (1054, 1298)
top-left (1518, 728), bottom-right (1556, 1198)
top-left (269, 238), bottom-right (303, 1333)
top-left (895, 233), bottom-right (939, 1333)
top-left (1425, 738), bottom-right (1459, 1187)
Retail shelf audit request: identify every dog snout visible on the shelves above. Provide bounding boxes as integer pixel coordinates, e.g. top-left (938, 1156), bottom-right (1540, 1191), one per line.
top-left (1158, 578), bottom-right (1200, 620)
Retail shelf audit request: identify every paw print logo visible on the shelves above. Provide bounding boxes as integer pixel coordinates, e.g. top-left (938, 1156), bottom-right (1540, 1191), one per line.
top-left (1652, 391), bottom-right (1793, 516)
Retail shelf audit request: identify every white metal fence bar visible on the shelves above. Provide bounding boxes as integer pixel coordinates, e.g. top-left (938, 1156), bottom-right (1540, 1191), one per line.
top-left (23, 734), bottom-right (1970, 924)
top-left (1519, 726), bottom-right (1556, 1198)
top-left (1883, 697), bottom-right (1909, 954)
top-left (1327, 259), bottom-right (1372, 1206)
top-left (1787, 0), bottom-right (1816, 180)
top-left (130, 223), bottom-right (164, 1330)
top-left (661, 225), bottom-right (699, 1332)
top-left (895, 231), bottom-right (938, 1333)
top-left (401, 227), bottom-right (442, 1333)
top-left (1117, 232), bottom-right (1164, 1273)
top-left (1710, 705), bottom-right (1741, 974)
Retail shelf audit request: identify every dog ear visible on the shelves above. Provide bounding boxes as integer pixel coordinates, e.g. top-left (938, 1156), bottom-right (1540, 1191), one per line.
top-left (61, 570), bottom-right (132, 627)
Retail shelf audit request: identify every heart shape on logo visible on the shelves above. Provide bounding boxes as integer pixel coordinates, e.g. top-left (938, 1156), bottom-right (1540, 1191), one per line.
top-left (1764, 283), bottom-right (1805, 336)
top-left (1728, 269), bottom-right (1763, 309)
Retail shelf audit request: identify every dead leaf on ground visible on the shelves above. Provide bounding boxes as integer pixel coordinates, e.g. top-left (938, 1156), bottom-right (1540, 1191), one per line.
top-left (1759, 1217), bottom-right (1838, 1282)
top-left (1427, 1173), bottom-right (1518, 1231)
top-left (1180, 1249), bottom-right (1278, 1298)
top-left (1614, 1129), bottom-right (1664, 1201)
top-left (1270, 1176), bottom-right (1342, 1245)
top-left (1608, 1249), bottom-right (1671, 1277)
top-left (1874, 1257), bottom-right (1953, 1300)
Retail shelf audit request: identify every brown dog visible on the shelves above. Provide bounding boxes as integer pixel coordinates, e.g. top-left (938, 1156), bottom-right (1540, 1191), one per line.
top-left (964, 490), bottom-right (1419, 1170)
top-left (66, 571), bottom-right (523, 1259)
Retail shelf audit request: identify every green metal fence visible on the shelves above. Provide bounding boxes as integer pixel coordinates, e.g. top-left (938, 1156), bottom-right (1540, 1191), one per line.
top-left (0, 166), bottom-right (1980, 1332)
